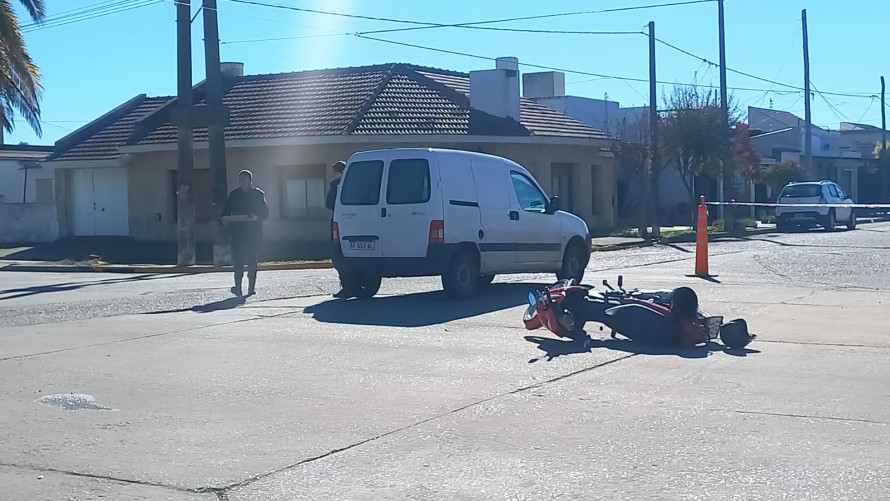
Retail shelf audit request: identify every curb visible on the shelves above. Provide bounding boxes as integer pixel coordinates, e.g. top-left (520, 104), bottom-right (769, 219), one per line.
top-left (0, 261), bottom-right (333, 274)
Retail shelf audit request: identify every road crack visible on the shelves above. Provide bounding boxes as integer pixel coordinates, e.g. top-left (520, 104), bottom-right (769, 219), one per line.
top-left (212, 353), bottom-right (638, 496)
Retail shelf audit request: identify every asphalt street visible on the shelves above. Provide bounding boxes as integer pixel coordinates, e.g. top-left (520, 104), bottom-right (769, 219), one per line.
top-left (1, 223), bottom-right (889, 500)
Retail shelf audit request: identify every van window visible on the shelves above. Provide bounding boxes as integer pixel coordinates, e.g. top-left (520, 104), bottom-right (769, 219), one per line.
top-left (779, 184), bottom-right (822, 198)
top-left (341, 160), bottom-right (384, 206)
top-left (510, 171), bottom-right (547, 213)
top-left (387, 159), bottom-right (431, 205)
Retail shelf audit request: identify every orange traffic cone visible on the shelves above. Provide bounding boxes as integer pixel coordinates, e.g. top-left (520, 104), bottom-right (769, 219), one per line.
top-left (694, 196), bottom-right (709, 277)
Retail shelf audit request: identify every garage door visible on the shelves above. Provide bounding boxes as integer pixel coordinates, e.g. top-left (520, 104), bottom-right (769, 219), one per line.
top-left (72, 168), bottom-right (130, 236)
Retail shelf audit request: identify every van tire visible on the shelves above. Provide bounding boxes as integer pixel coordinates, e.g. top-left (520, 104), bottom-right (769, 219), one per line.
top-left (846, 211), bottom-right (857, 231)
top-left (557, 242), bottom-right (587, 284)
top-left (442, 252), bottom-right (480, 299)
top-left (355, 275), bottom-right (382, 299)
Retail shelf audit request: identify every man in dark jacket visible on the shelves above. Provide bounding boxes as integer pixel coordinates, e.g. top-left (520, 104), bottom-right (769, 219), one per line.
top-left (326, 161), bottom-right (357, 298)
top-left (222, 169), bottom-right (269, 296)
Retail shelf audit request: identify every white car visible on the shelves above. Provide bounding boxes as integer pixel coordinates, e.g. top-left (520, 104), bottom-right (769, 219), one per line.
top-left (775, 180), bottom-right (856, 232)
top-left (331, 148), bottom-right (592, 298)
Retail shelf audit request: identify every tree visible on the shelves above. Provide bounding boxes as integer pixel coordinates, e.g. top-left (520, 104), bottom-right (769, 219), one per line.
top-left (732, 123), bottom-right (761, 183)
top-left (660, 85), bottom-right (732, 221)
top-left (613, 116), bottom-right (652, 238)
top-left (761, 161), bottom-right (806, 193)
top-left (0, 0), bottom-right (46, 137)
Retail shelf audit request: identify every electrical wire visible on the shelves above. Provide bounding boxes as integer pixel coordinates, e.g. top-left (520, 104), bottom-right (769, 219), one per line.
top-left (22, 0), bottom-right (162, 33)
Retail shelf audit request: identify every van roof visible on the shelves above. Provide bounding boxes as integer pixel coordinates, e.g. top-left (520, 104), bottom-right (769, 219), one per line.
top-left (348, 147), bottom-right (521, 165)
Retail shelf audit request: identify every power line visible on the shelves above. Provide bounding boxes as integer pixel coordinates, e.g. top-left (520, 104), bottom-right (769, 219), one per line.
top-left (22, 0), bottom-right (162, 33)
top-left (224, 0), bottom-right (717, 35)
top-left (653, 35), bottom-right (875, 99)
top-left (353, 33), bottom-right (816, 95)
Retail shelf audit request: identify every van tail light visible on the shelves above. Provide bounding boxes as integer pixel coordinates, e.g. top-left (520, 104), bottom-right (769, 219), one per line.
top-left (429, 220), bottom-right (445, 244)
top-left (331, 222), bottom-right (340, 243)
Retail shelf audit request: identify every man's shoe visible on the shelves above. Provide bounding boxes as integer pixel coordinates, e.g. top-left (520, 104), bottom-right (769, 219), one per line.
top-left (247, 288), bottom-right (256, 296)
top-left (333, 289), bottom-right (357, 298)
top-left (230, 286), bottom-right (243, 296)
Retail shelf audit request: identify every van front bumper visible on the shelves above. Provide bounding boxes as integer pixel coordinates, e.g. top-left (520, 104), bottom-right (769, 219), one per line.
top-left (332, 243), bottom-right (459, 278)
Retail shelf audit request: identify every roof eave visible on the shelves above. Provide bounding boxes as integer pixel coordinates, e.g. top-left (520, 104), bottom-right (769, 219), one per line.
top-left (120, 134), bottom-right (612, 154)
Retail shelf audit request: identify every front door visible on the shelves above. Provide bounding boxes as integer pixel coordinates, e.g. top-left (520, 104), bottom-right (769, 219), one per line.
top-left (510, 170), bottom-right (563, 268)
top-left (381, 153), bottom-right (438, 258)
top-left (71, 167), bottom-right (129, 236)
top-left (551, 163), bottom-right (574, 214)
top-left (337, 158), bottom-right (386, 258)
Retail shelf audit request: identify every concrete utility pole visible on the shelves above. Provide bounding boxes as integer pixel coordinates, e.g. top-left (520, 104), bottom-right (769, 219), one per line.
top-left (717, 0), bottom-right (729, 223)
top-left (802, 9), bottom-right (813, 174)
top-left (648, 20), bottom-right (661, 240)
top-left (176, 0), bottom-right (195, 265)
top-left (202, 0), bottom-right (231, 266)
top-left (882, 76), bottom-right (887, 200)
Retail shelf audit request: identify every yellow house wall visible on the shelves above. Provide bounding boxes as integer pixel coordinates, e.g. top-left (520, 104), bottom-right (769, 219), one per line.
top-left (122, 140), bottom-right (616, 242)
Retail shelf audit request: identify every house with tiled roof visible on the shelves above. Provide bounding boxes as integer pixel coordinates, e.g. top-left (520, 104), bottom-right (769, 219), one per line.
top-left (44, 58), bottom-right (617, 243)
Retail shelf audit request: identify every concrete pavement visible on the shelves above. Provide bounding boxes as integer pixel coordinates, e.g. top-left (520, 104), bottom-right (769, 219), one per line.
top-left (2, 225), bottom-right (890, 500)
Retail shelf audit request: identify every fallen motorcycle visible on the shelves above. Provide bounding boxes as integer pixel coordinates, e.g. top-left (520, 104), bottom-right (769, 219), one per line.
top-left (523, 276), bottom-right (756, 349)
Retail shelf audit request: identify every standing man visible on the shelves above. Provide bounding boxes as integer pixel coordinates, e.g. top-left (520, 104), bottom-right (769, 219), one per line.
top-left (326, 160), bottom-right (355, 298)
top-left (222, 169), bottom-right (269, 297)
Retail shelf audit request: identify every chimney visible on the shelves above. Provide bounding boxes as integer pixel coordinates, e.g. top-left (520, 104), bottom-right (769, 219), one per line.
top-left (220, 62), bottom-right (244, 78)
top-left (522, 71), bottom-right (565, 98)
top-left (469, 56), bottom-right (521, 121)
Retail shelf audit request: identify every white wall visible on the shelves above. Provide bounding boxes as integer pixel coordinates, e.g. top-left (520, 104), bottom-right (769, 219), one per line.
top-left (0, 159), bottom-right (56, 204)
top-left (0, 203), bottom-right (59, 242)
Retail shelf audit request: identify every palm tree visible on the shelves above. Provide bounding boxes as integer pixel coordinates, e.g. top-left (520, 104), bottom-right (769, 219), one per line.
top-left (0, 0), bottom-right (45, 137)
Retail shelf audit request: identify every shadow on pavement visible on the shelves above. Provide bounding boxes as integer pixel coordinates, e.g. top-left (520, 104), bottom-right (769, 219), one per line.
top-left (145, 296), bottom-right (247, 315)
top-left (304, 282), bottom-right (548, 327)
top-left (0, 274), bottom-right (186, 302)
top-left (525, 335), bottom-right (759, 363)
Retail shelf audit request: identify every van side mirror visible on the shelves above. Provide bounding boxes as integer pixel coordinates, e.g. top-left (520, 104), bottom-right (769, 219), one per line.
top-left (548, 195), bottom-right (560, 213)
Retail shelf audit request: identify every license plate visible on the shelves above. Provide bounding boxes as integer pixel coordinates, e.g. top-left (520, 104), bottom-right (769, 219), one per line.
top-left (705, 316), bottom-right (723, 339)
top-left (348, 240), bottom-right (375, 251)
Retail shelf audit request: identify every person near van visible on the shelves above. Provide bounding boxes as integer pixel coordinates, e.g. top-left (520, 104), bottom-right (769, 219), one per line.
top-left (222, 169), bottom-right (269, 297)
top-left (326, 160), bottom-right (359, 298)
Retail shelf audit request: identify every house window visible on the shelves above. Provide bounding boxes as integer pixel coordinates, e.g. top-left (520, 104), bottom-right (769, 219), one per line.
top-left (171, 169), bottom-right (215, 222)
top-left (35, 178), bottom-right (54, 203)
top-left (280, 164), bottom-right (327, 218)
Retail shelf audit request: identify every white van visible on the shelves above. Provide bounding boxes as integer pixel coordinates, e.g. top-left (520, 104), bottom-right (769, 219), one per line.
top-left (331, 148), bottom-right (592, 298)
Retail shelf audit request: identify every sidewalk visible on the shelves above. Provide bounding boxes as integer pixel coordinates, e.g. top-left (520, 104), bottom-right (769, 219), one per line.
top-left (0, 224), bottom-right (790, 274)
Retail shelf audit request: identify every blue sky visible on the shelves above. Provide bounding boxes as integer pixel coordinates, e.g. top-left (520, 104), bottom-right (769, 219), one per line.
top-left (9, 0), bottom-right (888, 145)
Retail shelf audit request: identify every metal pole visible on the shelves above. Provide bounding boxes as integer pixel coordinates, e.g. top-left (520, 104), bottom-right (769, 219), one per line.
top-left (22, 164), bottom-right (28, 203)
top-left (648, 21), bottom-right (661, 240)
top-left (202, 0), bottom-right (230, 266)
top-left (176, 0), bottom-right (195, 265)
top-left (802, 9), bottom-right (813, 175)
top-left (717, 0), bottom-right (729, 222)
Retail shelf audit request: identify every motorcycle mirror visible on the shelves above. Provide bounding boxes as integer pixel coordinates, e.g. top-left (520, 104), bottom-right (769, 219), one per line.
top-left (617, 275), bottom-right (624, 289)
top-left (527, 292), bottom-right (537, 307)
top-left (603, 279), bottom-right (615, 291)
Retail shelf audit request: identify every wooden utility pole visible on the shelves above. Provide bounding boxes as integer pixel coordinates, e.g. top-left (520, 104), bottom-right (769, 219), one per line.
top-left (802, 9), bottom-right (813, 174)
top-left (648, 20), bottom-right (661, 240)
top-left (176, 0), bottom-right (195, 265)
top-left (202, 0), bottom-right (231, 266)
top-left (717, 0), bottom-right (729, 223)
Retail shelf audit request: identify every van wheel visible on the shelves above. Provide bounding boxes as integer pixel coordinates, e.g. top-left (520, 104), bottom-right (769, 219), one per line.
top-left (442, 252), bottom-right (480, 299)
top-left (478, 274), bottom-right (496, 289)
top-left (355, 275), bottom-right (382, 299)
top-left (557, 243), bottom-right (587, 284)
top-left (846, 211), bottom-right (857, 231)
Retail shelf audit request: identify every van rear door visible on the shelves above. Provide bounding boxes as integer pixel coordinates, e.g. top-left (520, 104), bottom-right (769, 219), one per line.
top-left (380, 150), bottom-right (442, 258)
top-left (337, 155), bottom-right (387, 258)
